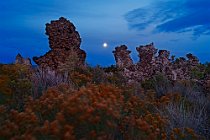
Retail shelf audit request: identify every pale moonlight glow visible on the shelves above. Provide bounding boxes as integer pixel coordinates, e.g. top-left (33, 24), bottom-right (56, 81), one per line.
top-left (103, 42), bottom-right (108, 48)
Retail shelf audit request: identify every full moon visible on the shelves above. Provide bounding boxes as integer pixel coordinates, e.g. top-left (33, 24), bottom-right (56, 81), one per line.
top-left (103, 42), bottom-right (108, 48)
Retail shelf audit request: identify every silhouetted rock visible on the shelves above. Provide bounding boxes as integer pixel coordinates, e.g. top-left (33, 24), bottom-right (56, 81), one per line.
top-left (112, 45), bottom-right (133, 68)
top-left (113, 43), bottom-right (202, 83)
top-left (15, 53), bottom-right (32, 66)
top-left (154, 50), bottom-right (170, 72)
top-left (186, 53), bottom-right (199, 66)
top-left (33, 17), bottom-right (86, 70)
top-left (135, 43), bottom-right (157, 80)
top-left (136, 43), bottom-right (157, 64)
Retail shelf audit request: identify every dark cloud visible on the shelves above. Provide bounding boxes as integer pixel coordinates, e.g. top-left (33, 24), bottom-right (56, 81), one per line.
top-left (125, 0), bottom-right (210, 38)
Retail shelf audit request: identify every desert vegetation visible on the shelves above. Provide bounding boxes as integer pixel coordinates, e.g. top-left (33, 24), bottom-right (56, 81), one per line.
top-left (0, 62), bottom-right (209, 140)
top-left (0, 17), bottom-right (209, 140)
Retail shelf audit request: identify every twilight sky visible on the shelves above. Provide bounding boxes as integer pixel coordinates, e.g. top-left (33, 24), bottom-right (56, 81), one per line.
top-left (0, 0), bottom-right (210, 66)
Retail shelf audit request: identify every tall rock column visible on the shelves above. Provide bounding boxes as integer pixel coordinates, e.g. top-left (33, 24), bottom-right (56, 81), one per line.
top-left (136, 43), bottom-right (157, 64)
top-left (15, 53), bottom-right (32, 66)
top-left (155, 50), bottom-right (171, 72)
top-left (186, 53), bottom-right (199, 66)
top-left (113, 45), bottom-right (133, 68)
top-left (33, 17), bottom-right (86, 70)
top-left (136, 43), bottom-right (157, 78)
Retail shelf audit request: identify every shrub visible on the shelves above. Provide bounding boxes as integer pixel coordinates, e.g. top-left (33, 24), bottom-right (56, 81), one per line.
top-left (190, 68), bottom-right (205, 79)
top-left (0, 64), bottom-right (32, 110)
top-left (0, 63), bottom-right (208, 139)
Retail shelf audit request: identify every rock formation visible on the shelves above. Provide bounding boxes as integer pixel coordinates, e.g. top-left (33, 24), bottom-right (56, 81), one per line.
top-left (33, 17), bottom-right (86, 70)
top-left (113, 43), bottom-right (202, 83)
top-left (136, 43), bottom-right (157, 64)
top-left (112, 45), bottom-right (133, 68)
top-left (136, 43), bottom-right (157, 78)
top-left (15, 53), bottom-right (32, 66)
top-left (155, 50), bottom-right (171, 72)
top-left (186, 53), bottom-right (199, 66)
top-left (172, 54), bottom-right (200, 80)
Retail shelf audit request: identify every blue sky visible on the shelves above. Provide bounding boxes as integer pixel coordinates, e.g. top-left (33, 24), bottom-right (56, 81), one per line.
top-left (0, 0), bottom-right (210, 66)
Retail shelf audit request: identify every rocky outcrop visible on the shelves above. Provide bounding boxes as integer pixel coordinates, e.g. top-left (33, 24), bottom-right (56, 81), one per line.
top-left (135, 43), bottom-right (157, 80)
top-left (154, 50), bottom-right (172, 78)
top-left (33, 17), bottom-right (86, 70)
top-left (112, 45), bottom-right (133, 68)
top-left (171, 54), bottom-right (200, 80)
top-left (136, 43), bottom-right (157, 64)
top-left (186, 53), bottom-right (199, 66)
top-left (113, 43), bottom-right (202, 83)
top-left (15, 53), bottom-right (32, 66)
top-left (172, 57), bottom-right (190, 80)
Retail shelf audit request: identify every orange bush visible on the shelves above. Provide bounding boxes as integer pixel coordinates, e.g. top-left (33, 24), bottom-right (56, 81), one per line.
top-left (0, 64), bottom-right (206, 139)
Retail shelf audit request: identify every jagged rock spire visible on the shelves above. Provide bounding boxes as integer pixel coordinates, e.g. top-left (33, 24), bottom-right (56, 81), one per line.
top-left (33, 17), bottom-right (86, 69)
top-left (113, 45), bottom-right (133, 68)
top-left (15, 53), bottom-right (32, 66)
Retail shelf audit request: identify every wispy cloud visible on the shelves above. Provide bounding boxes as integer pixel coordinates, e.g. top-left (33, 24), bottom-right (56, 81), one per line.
top-left (125, 0), bottom-right (210, 38)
